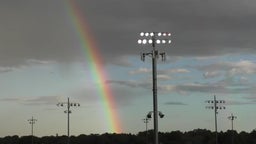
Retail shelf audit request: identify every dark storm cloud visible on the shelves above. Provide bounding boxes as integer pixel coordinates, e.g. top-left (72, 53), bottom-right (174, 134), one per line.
top-left (0, 0), bottom-right (81, 67)
top-left (81, 0), bottom-right (256, 62)
top-left (0, 0), bottom-right (256, 67)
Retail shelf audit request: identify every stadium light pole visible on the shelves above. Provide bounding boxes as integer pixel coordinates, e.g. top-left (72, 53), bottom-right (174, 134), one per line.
top-left (228, 113), bottom-right (237, 144)
top-left (205, 95), bottom-right (226, 144)
top-left (57, 97), bottom-right (80, 144)
top-left (138, 32), bottom-right (171, 144)
top-left (28, 116), bottom-right (37, 144)
top-left (143, 117), bottom-right (150, 144)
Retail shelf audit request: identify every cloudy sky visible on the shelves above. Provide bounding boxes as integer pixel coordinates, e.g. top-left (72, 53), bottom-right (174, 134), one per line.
top-left (1, 0), bottom-right (256, 136)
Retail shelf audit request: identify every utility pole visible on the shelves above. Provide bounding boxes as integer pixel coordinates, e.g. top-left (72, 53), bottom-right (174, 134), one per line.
top-left (28, 116), bottom-right (37, 144)
top-left (205, 95), bottom-right (226, 144)
top-left (228, 113), bottom-right (237, 144)
top-left (57, 97), bottom-right (80, 144)
top-left (138, 32), bottom-right (171, 144)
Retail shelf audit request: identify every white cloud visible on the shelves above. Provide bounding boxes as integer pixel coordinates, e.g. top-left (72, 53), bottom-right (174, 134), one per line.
top-left (26, 59), bottom-right (56, 65)
top-left (203, 71), bottom-right (222, 79)
top-left (0, 67), bottom-right (17, 73)
top-left (157, 75), bottom-right (172, 81)
top-left (198, 60), bottom-right (256, 79)
top-left (129, 68), bottom-right (189, 75)
top-left (129, 67), bottom-right (151, 74)
top-left (228, 60), bottom-right (256, 76)
top-left (159, 68), bottom-right (190, 74)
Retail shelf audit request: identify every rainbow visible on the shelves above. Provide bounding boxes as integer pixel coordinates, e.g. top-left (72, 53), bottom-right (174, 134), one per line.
top-left (65, 0), bottom-right (122, 133)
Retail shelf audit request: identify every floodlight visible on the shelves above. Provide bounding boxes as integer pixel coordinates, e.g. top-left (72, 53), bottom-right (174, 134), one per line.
top-left (140, 32), bottom-right (144, 36)
top-left (142, 39), bottom-right (147, 44)
top-left (150, 32), bottom-right (154, 36)
top-left (147, 113), bottom-right (152, 119)
top-left (145, 32), bottom-right (149, 36)
top-left (158, 32), bottom-right (162, 36)
top-left (138, 39), bottom-right (142, 44)
top-left (159, 112), bottom-right (164, 118)
top-left (162, 40), bottom-right (166, 44)
top-left (148, 39), bottom-right (153, 44)
top-left (156, 39), bottom-right (161, 44)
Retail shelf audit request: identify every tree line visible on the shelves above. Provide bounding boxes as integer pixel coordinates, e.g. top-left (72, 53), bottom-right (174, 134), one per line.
top-left (1, 129), bottom-right (256, 144)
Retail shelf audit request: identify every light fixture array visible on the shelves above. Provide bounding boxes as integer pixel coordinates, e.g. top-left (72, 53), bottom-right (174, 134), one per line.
top-left (138, 32), bottom-right (171, 44)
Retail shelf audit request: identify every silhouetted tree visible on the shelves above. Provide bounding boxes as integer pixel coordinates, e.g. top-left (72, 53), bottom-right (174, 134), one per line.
top-left (2, 129), bottom-right (256, 144)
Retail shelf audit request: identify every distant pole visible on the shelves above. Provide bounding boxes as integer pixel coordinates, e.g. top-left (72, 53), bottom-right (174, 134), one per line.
top-left (214, 96), bottom-right (218, 144)
top-left (57, 97), bottom-right (80, 144)
top-left (205, 95), bottom-right (226, 144)
top-left (138, 32), bottom-right (171, 144)
top-left (143, 118), bottom-right (150, 144)
top-left (143, 118), bottom-right (150, 133)
top-left (228, 113), bottom-right (237, 144)
top-left (28, 116), bottom-right (37, 144)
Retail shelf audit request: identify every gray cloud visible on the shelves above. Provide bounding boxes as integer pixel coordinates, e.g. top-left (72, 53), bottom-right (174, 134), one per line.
top-left (0, 67), bottom-right (17, 73)
top-left (160, 82), bottom-right (256, 95)
top-left (106, 80), bottom-right (152, 89)
top-left (157, 75), bottom-right (172, 81)
top-left (0, 96), bottom-right (62, 106)
top-left (0, 0), bottom-right (256, 67)
top-left (225, 100), bottom-right (256, 105)
top-left (164, 101), bottom-right (188, 106)
top-left (129, 68), bottom-right (189, 75)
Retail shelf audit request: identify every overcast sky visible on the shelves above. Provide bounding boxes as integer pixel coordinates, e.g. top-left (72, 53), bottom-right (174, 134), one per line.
top-left (1, 0), bottom-right (256, 137)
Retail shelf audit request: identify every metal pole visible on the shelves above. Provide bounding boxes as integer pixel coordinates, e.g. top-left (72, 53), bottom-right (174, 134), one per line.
top-left (206, 95), bottom-right (225, 144)
top-left (143, 118), bottom-right (149, 144)
top-left (31, 117), bottom-right (34, 144)
top-left (151, 35), bottom-right (159, 144)
top-left (28, 117), bottom-right (36, 144)
top-left (67, 97), bottom-right (70, 144)
top-left (57, 97), bottom-right (80, 144)
top-left (146, 119), bottom-right (148, 132)
top-left (231, 115), bottom-right (234, 144)
top-left (214, 95), bottom-right (218, 144)
top-left (228, 113), bottom-right (236, 144)
top-left (138, 32), bottom-right (170, 144)
top-left (231, 114), bottom-right (234, 131)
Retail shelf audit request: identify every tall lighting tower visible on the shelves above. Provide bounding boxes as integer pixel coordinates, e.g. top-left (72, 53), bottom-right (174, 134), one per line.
top-left (138, 32), bottom-right (171, 144)
top-left (228, 113), bottom-right (237, 144)
top-left (28, 116), bottom-right (37, 144)
top-left (205, 95), bottom-right (226, 144)
top-left (57, 97), bottom-right (80, 144)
